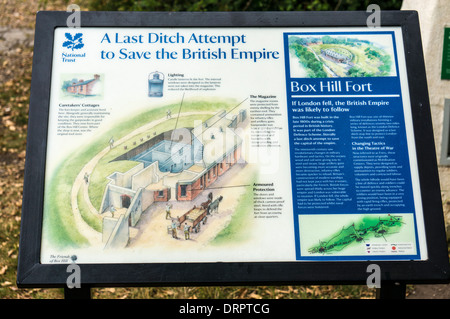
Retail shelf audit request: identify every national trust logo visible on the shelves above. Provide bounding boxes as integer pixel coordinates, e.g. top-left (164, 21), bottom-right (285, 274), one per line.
top-left (62, 32), bottom-right (86, 63)
top-left (62, 32), bottom-right (84, 51)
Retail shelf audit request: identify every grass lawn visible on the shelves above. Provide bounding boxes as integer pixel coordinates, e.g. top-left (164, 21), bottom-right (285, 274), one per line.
top-left (211, 168), bottom-right (257, 245)
top-left (77, 186), bottom-right (102, 232)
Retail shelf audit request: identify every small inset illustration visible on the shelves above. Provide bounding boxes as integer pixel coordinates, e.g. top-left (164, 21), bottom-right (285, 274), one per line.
top-left (148, 71), bottom-right (164, 97)
top-left (288, 33), bottom-right (396, 78)
top-left (60, 73), bottom-right (103, 99)
top-left (306, 214), bottom-right (405, 255)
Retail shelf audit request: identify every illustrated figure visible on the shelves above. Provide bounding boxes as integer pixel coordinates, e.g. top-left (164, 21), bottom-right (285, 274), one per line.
top-left (84, 172), bottom-right (89, 184)
top-left (171, 219), bottom-right (178, 239)
top-left (108, 205), bottom-right (116, 217)
top-left (109, 136), bottom-right (114, 149)
top-left (184, 223), bottom-right (190, 240)
top-left (165, 203), bottom-right (172, 219)
top-left (166, 109), bottom-right (171, 119)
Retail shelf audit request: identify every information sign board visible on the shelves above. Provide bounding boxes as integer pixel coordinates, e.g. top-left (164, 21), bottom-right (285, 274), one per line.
top-left (17, 11), bottom-right (449, 289)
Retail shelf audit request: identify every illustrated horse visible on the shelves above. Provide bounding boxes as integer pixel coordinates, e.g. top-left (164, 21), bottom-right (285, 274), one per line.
top-left (208, 195), bottom-right (223, 214)
top-left (201, 192), bottom-right (213, 210)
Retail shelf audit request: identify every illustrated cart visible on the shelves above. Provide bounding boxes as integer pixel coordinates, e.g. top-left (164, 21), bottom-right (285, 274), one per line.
top-left (178, 205), bottom-right (208, 233)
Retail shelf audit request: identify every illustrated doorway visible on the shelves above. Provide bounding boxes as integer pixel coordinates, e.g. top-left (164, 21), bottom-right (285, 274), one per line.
top-left (121, 194), bottom-right (131, 208)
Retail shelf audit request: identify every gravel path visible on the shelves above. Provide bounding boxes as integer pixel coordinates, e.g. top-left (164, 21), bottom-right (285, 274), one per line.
top-left (0, 27), bottom-right (34, 52)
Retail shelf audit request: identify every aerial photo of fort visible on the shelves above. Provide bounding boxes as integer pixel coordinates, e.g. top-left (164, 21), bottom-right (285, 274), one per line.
top-left (288, 34), bottom-right (396, 78)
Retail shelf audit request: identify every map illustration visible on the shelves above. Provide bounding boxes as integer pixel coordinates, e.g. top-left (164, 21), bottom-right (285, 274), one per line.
top-left (308, 214), bottom-right (405, 255)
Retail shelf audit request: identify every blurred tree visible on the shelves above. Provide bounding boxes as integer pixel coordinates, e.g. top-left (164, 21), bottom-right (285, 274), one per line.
top-left (87, 0), bottom-right (403, 11)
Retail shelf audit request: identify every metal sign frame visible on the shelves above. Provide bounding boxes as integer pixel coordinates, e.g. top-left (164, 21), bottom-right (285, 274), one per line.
top-left (17, 11), bottom-right (449, 294)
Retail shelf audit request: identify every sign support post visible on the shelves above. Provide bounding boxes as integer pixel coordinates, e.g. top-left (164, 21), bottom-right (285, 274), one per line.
top-left (376, 282), bottom-right (406, 299)
top-left (64, 286), bottom-right (92, 299)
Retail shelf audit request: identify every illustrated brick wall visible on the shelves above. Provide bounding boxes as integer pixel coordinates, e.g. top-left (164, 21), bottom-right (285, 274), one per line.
top-left (153, 187), bottom-right (170, 202)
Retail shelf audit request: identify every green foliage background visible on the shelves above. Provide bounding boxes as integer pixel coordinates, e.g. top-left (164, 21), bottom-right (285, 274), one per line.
top-left (86, 0), bottom-right (402, 11)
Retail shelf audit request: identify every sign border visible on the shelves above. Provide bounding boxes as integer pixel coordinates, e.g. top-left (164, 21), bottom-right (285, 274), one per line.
top-left (17, 10), bottom-right (450, 288)
top-left (441, 27), bottom-right (450, 80)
